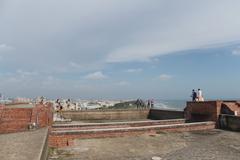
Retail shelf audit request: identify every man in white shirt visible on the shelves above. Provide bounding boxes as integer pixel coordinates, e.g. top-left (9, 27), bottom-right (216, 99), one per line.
top-left (197, 89), bottom-right (204, 101)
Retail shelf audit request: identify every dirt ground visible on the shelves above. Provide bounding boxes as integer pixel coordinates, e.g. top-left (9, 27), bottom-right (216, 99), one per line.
top-left (49, 129), bottom-right (240, 160)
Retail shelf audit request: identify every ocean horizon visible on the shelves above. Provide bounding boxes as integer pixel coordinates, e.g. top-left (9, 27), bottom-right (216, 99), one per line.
top-left (153, 99), bottom-right (187, 111)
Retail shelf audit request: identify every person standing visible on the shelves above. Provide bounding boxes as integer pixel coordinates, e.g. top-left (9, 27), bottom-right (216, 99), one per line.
top-left (151, 99), bottom-right (154, 108)
top-left (191, 89), bottom-right (197, 101)
top-left (197, 89), bottom-right (204, 101)
top-left (147, 100), bottom-right (151, 108)
top-left (136, 99), bottom-right (140, 109)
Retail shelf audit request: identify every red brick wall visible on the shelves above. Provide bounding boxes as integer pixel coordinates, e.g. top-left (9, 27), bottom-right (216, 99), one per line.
top-left (0, 103), bottom-right (53, 134)
top-left (30, 103), bottom-right (53, 128)
top-left (222, 102), bottom-right (240, 116)
top-left (0, 108), bottom-right (32, 133)
top-left (185, 101), bottom-right (220, 122)
top-left (185, 100), bottom-right (240, 127)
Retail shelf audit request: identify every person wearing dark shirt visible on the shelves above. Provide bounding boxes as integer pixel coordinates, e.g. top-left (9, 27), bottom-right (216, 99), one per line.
top-left (191, 89), bottom-right (197, 101)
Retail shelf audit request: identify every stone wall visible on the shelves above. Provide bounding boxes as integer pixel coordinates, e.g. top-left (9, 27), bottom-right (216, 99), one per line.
top-left (62, 109), bottom-right (150, 121)
top-left (148, 109), bottom-right (184, 120)
top-left (219, 114), bottom-right (240, 131)
top-left (184, 100), bottom-right (240, 127)
top-left (62, 109), bottom-right (185, 121)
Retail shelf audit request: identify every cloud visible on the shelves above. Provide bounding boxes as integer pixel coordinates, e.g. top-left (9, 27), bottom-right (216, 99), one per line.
top-left (116, 81), bottom-right (130, 86)
top-left (84, 71), bottom-right (107, 80)
top-left (1, 1), bottom-right (240, 98)
top-left (125, 68), bottom-right (143, 73)
top-left (232, 47), bottom-right (240, 56)
top-left (159, 74), bottom-right (173, 80)
top-left (16, 69), bottom-right (38, 77)
top-left (69, 61), bottom-right (82, 68)
top-left (105, 1), bottom-right (240, 63)
top-left (0, 44), bottom-right (14, 52)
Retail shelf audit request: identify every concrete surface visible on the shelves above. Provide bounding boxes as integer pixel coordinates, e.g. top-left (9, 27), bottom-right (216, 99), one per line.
top-left (0, 128), bottom-right (48, 160)
top-left (49, 129), bottom-right (240, 160)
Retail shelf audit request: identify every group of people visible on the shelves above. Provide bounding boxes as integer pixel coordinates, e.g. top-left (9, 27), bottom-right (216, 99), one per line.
top-left (135, 99), bottom-right (154, 109)
top-left (191, 89), bottom-right (204, 102)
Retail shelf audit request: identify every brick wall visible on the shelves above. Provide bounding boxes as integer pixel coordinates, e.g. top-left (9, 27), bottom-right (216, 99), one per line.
top-left (0, 108), bottom-right (32, 133)
top-left (185, 100), bottom-right (240, 127)
top-left (31, 103), bottom-right (53, 128)
top-left (0, 103), bottom-right (53, 134)
top-left (221, 102), bottom-right (240, 115)
top-left (219, 114), bottom-right (240, 131)
top-left (185, 101), bottom-right (220, 122)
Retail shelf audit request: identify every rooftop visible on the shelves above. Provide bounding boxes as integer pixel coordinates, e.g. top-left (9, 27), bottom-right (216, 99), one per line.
top-left (49, 129), bottom-right (240, 160)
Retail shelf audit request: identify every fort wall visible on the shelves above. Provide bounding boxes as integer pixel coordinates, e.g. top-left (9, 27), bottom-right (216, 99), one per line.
top-left (62, 109), bottom-right (150, 121)
top-left (185, 100), bottom-right (240, 127)
top-left (219, 114), bottom-right (240, 131)
top-left (148, 109), bottom-right (184, 120)
top-left (0, 103), bottom-right (53, 134)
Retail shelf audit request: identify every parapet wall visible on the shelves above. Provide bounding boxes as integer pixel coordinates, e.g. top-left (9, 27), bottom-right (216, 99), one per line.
top-left (0, 108), bottom-right (33, 133)
top-left (148, 109), bottom-right (184, 120)
top-left (62, 109), bottom-right (150, 121)
top-left (31, 103), bottom-right (53, 128)
top-left (185, 100), bottom-right (240, 127)
top-left (62, 109), bottom-right (185, 121)
top-left (0, 103), bottom-right (53, 134)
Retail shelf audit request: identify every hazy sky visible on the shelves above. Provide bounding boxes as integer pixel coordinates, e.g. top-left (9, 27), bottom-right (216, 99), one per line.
top-left (0, 0), bottom-right (240, 99)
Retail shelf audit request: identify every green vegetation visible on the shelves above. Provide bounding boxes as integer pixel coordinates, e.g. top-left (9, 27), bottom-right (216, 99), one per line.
top-left (107, 101), bottom-right (138, 109)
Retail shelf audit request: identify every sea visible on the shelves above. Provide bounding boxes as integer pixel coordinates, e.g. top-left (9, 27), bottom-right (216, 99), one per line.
top-left (153, 100), bottom-right (187, 111)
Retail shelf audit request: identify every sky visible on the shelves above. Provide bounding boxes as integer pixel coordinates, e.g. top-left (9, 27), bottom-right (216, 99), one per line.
top-left (0, 0), bottom-right (240, 100)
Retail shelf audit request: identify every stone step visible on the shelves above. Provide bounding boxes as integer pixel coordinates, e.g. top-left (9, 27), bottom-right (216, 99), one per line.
top-left (52, 119), bottom-right (186, 131)
top-left (49, 121), bottom-right (216, 147)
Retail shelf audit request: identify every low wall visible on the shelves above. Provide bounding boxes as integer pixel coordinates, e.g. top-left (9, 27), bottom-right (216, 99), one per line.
top-left (62, 109), bottom-right (185, 121)
top-left (62, 109), bottom-right (150, 121)
top-left (0, 108), bottom-right (33, 133)
top-left (219, 114), bottom-right (240, 131)
top-left (49, 121), bottom-right (215, 147)
top-left (185, 101), bottom-right (221, 122)
top-left (31, 103), bottom-right (54, 128)
top-left (148, 109), bottom-right (184, 120)
top-left (0, 103), bottom-right (53, 134)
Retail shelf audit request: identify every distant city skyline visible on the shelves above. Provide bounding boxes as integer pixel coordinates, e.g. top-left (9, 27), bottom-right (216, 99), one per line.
top-left (0, 0), bottom-right (240, 100)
